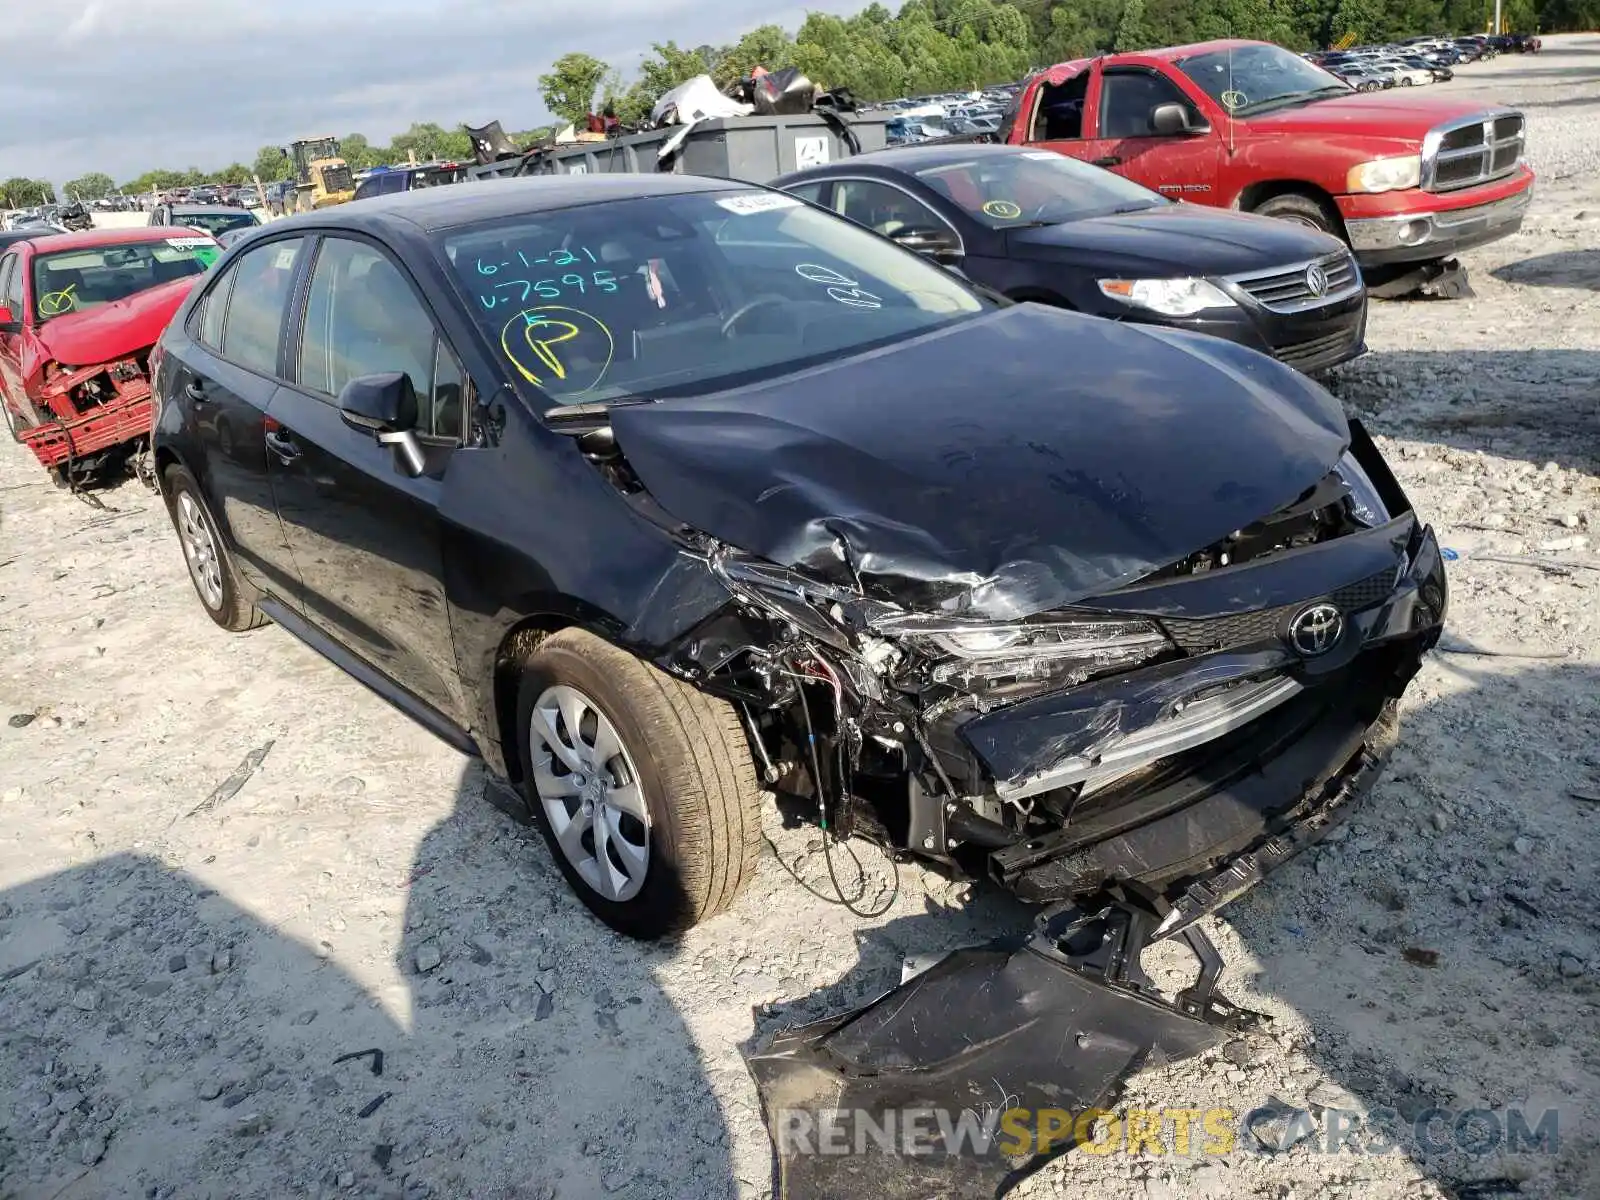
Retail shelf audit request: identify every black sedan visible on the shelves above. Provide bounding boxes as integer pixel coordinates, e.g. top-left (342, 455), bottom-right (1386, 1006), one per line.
top-left (774, 143), bottom-right (1368, 374)
top-left (150, 178), bottom-right (1443, 1164)
top-left (149, 202), bottom-right (261, 240)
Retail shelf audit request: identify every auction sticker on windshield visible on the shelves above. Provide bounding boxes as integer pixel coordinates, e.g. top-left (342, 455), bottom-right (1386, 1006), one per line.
top-left (164, 237), bottom-right (221, 268)
top-left (716, 193), bottom-right (803, 215)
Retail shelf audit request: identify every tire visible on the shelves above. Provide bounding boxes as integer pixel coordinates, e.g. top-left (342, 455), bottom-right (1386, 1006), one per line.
top-left (161, 463), bottom-right (268, 632)
top-left (516, 628), bottom-right (762, 939)
top-left (1251, 192), bottom-right (1339, 237)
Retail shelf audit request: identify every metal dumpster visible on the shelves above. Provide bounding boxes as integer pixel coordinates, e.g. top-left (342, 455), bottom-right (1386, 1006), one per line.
top-left (465, 114), bottom-right (887, 185)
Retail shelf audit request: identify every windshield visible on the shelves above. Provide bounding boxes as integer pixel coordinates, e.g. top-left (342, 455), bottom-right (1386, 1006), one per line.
top-left (1175, 44), bottom-right (1352, 115)
top-left (173, 211), bottom-right (259, 237)
top-left (31, 237), bottom-right (218, 323)
top-left (914, 151), bottom-right (1165, 228)
top-left (440, 190), bottom-right (984, 406)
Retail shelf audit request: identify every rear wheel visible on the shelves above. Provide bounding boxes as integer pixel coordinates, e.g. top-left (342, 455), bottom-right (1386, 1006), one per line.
top-left (516, 629), bottom-right (762, 939)
top-left (161, 463), bottom-right (268, 632)
top-left (1251, 192), bottom-right (1339, 238)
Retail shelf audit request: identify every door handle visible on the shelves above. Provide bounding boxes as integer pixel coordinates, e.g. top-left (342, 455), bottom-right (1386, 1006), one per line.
top-left (184, 380), bottom-right (209, 404)
top-left (264, 429), bottom-right (302, 464)
top-left (1092, 156), bottom-right (1123, 167)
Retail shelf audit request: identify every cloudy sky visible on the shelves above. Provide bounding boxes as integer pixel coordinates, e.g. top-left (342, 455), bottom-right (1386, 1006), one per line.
top-left (1, 0), bottom-right (868, 188)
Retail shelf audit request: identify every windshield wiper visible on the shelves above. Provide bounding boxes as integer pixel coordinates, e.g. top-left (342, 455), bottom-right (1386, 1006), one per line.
top-left (1236, 85), bottom-right (1352, 115)
top-left (544, 397), bottom-right (653, 429)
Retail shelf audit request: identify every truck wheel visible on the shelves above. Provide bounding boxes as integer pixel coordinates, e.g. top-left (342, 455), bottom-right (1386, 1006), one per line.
top-left (161, 463), bottom-right (268, 633)
top-left (1252, 193), bottom-right (1339, 237)
top-left (516, 629), bottom-right (762, 939)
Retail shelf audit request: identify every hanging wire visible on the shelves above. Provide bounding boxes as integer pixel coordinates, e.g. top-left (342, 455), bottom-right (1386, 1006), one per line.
top-left (761, 662), bottom-right (900, 919)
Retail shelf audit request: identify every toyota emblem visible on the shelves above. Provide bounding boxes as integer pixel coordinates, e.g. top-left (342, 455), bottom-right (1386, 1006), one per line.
top-left (1304, 263), bottom-right (1330, 297)
top-left (1288, 603), bottom-right (1343, 656)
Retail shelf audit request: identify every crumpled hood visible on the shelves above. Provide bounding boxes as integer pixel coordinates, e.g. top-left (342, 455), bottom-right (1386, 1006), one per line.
top-left (1008, 203), bottom-right (1348, 277)
top-left (34, 276), bottom-right (198, 368)
top-left (609, 305), bottom-right (1349, 619)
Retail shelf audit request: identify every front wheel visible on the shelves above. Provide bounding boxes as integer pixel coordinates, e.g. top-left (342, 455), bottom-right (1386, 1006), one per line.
top-left (516, 629), bottom-right (762, 939)
top-left (1251, 192), bottom-right (1339, 237)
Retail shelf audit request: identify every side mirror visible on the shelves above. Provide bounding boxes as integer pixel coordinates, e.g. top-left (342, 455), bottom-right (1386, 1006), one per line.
top-left (338, 371), bottom-right (426, 475)
top-left (1150, 102), bottom-right (1210, 137)
top-left (0, 306), bottom-right (19, 335)
top-left (889, 225), bottom-right (962, 262)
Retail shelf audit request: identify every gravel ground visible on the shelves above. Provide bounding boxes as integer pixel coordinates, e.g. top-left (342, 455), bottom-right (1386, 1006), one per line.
top-left (2, 38), bottom-right (1597, 1200)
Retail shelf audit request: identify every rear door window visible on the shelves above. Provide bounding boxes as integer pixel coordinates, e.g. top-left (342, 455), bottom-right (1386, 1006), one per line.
top-left (194, 261), bottom-right (237, 349)
top-left (219, 237), bottom-right (305, 376)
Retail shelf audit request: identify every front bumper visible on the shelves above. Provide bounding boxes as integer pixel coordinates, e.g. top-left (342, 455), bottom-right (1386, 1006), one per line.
top-left (17, 393), bottom-right (153, 469)
top-left (1345, 184), bottom-right (1534, 265)
top-left (747, 898), bottom-right (1258, 1200)
top-left (1133, 286), bottom-right (1366, 375)
top-left (943, 513), bottom-right (1446, 912)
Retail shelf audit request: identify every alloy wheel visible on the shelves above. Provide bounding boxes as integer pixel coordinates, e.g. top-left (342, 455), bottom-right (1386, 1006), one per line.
top-left (176, 491), bottom-right (224, 610)
top-left (529, 684), bottom-right (651, 902)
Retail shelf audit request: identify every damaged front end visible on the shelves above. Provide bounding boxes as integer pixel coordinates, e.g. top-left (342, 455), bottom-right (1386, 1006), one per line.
top-left (640, 416), bottom-right (1443, 936)
top-left (551, 319), bottom-right (1446, 1196)
top-left (16, 352), bottom-right (157, 479)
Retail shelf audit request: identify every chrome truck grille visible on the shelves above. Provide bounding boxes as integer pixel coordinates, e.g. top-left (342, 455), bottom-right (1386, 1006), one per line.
top-left (1422, 111), bottom-right (1526, 192)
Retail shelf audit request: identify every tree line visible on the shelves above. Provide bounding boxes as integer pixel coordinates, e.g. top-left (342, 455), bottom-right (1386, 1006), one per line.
top-left (10, 0), bottom-right (1594, 205)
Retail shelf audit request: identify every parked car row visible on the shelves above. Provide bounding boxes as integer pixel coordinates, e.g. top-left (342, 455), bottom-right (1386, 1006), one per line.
top-left (1309, 32), bottom-right (1526, 90)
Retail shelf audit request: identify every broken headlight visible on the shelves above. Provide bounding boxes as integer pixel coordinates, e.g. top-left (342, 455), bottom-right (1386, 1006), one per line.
top-left (876, 613), bottom-right (1171, 692)
top-left (1334, 449), bottom-right (1389, 527)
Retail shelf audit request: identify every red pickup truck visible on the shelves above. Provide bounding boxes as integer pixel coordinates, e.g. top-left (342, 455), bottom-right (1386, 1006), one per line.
top-left (999, 40), bottom-right (1533, 272)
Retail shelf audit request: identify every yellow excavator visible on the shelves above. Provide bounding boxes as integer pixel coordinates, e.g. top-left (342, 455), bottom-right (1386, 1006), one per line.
top-left (286, 137), bottom-right (355, 212)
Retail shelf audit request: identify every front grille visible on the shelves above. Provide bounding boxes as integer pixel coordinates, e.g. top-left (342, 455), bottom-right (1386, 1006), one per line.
top-left (1274, 326), bottom-right (1363, 372)
top-left (1425, 111), bottom-right (1524, 192)
top-left (1233, 253), bottom-right (1361, 314)
top-left (1159, 566), bottom-right (1400, 654)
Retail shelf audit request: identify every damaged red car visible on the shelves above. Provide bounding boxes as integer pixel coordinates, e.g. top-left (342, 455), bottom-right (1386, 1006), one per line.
top-left (0, 228), bottom-right (219, 483)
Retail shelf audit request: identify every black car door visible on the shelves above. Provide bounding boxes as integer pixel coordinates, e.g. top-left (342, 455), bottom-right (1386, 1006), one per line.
top-left (265, 232), bottom-right (467, 721)
top-left (171, 236), bottom-right (308, 602)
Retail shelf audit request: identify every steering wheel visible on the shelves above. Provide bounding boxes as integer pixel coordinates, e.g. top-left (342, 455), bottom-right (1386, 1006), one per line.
top-left (721, 294), bottom-right (790, 339)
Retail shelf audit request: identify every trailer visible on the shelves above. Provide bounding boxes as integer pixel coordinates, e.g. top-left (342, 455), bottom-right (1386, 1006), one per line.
top-left (465, 113), bottom-right (888, 186)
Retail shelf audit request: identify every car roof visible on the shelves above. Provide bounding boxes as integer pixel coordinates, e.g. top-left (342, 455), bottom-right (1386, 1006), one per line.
top-left (264, 174), bottom-right (750, 235)
top-left (168, 204), bottom-right (249, 215)
top-left (10, 226), bottom-right (202, 254)
top-left (776, 142), bottom-right (1035, 180)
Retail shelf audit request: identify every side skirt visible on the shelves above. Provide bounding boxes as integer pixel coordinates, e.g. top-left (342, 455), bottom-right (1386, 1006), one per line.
top-left (258, 596), bottom-right (482, 759)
